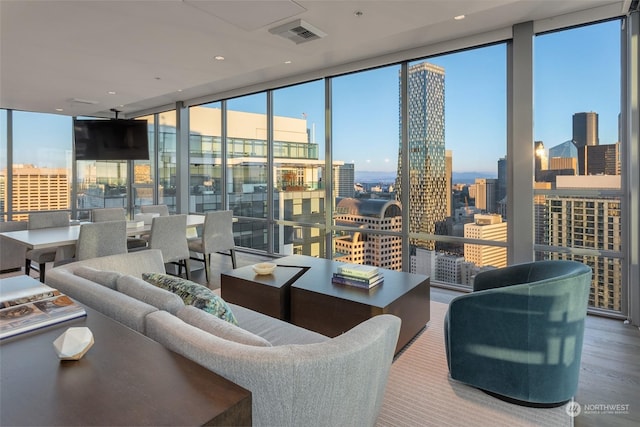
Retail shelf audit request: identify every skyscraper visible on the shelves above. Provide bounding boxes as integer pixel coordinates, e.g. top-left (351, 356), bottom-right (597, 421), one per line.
top-left (584, 142), bottom-right (621, 175)
top-left (547, 175), bottom-right (622, 311)
top-left (396, 62), bottom-right (447, 250)
top-left (572, 111), bottom-right (599, 175)
top-left (2, 165), bottom-right (69, 221)
top-left (474, 178), bottom-right (498, 213)
top-left (337, 163), bottom-right (355, 197)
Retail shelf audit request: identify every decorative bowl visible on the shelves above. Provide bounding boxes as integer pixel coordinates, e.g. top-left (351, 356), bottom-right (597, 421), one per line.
top-left (252, 262), bottom-right (277, 275)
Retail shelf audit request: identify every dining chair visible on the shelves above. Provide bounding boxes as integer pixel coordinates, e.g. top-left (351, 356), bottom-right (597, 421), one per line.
top-left (25, 211), bottom-right (70, 282)
top-left (76, 220), bottom-right (128, 261)
top-left (148, 214), bottom-right (191, 279)
top-left (0, 221), bottom-right (28, 273)
top-left (140, 204), bottom-right (170, 216)
top-left (188, 210), bottom-right (237, 283)
top-left (54, 220), bottom-right (128, 266)
top-left (92, 207), bottom-right (147, 251)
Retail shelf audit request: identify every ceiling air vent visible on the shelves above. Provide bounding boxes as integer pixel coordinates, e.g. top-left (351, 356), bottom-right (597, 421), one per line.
top-left (269, 19), bottom-right (326, 44)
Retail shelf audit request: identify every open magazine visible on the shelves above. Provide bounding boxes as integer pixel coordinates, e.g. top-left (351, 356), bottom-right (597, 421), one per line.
top-left (0, 283), bottom-right (86, 340)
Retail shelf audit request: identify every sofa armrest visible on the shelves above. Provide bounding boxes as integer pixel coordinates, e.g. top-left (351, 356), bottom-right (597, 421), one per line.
top-left (46, 269), bottom-right (158, 334)
top-left (146, 311), bottom-right (400, 427)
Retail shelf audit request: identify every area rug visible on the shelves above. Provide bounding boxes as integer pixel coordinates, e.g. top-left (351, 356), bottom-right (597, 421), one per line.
top-left (376, 301), bottom-right (573, 427)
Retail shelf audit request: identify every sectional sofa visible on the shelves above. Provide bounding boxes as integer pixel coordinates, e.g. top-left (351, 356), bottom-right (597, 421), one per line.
top-left (45, 250), bottom-right (401, 427)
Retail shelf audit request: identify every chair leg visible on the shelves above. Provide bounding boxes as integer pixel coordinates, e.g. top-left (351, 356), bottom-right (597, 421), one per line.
top-left (230, 249), bottom-right (237, 269)
top-left (25, 259), bottom-right (31, 276)
top-left (184, 258), bottom-right (191, 280)
top-left (204, 253), bottom-right (211, 283)
top-left (39, 263), bottom-right (46, 283)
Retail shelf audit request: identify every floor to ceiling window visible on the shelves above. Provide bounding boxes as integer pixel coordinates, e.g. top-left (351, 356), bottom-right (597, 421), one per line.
top-left (188, 102), bottom-right (223, 213)
top-left (399, 45), bottom-right (507, 287)
top-left (11, 112), bottom-right (72, 221)
top-left (331, 65), bottom-right (402, 269)
top-left (132, 114), bottom-right (155, 213)
top-left (273, 80), bottom-right (325, 256)
top-left (1, 12), bottom-right (635, 323)
top-left (226, 94), bottom-right (268, 251)
top-left (533, 19), bottom-right (624, 314)
top-left (157, 110), bottom-right (177, 213)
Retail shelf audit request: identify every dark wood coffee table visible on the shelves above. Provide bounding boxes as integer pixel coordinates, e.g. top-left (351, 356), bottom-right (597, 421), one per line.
top-left (281, 255), bottom-right (430, 354)
top-left (226, 255), bottom-right (430, 354)
top-left (221, 265), bottom-right (306, 321)
top-left (0, 304), bottom-right (251, 426)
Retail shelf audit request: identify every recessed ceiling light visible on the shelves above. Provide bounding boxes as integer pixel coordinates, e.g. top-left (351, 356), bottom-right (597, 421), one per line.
top-left (454, 15), bottom-right (465, 20)
top-left (55, 108), bottom-right (63, 112)
top-left (284, 60), bottom-right (292, 64)
top-left (108, 91), bottom-right (116, 95)
top-left (354, 10), bottom-right (363, 17)
top-left (214, 55), bottom-right (225, 61)
top-left (177, 89), bottom-right (183, 92)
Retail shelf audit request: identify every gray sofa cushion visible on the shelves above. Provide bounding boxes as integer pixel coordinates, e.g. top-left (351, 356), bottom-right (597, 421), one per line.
top-left (229, 303), bottom-right (329, 346)
top-left (177, 306), bottom-right (271, 347)
top-left (117, 275), bottom-right (184, 315)
top-left (75, 266), bottom-right (122, 289)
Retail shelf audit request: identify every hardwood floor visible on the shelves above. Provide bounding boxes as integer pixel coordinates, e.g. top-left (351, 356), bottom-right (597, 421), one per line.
top-left (4, 254), bottom-right (639, 426)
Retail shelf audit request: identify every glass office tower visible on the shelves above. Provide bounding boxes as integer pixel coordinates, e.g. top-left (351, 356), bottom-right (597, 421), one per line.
top-left (396, 62), bottom-right (447, 250)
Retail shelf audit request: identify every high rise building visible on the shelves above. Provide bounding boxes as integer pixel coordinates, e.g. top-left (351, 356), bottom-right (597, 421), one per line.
top-left (2, 165), bottom-right (69, 221)
top-left (333, 198), bottom-right (403, 270)
top-left (474, 178), bottom-right (498, 213)
top-left (573, 112), bottom-right (599, 175)
top-left (584, 142), bottom-right (621, 175)
top-left (546, 175), bottom-right (622, 311)
top-left (463, 214), bottom-right (507, 268)
top-left (395, 62), bottom-right (447, 250)
top-left (337, 163), bottom-right (355, 198)
top-left (156, 106), bottom-right (334, 256)
top-left (572, 112), bottom-right (599, 147)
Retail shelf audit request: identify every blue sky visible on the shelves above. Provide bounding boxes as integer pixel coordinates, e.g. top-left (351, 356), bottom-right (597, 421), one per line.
top-left (4, 20), bottom-right (621, 176)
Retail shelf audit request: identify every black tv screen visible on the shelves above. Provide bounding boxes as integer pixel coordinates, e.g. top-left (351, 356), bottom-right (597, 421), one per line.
top-left (74, 119), bottom-right (150, 160)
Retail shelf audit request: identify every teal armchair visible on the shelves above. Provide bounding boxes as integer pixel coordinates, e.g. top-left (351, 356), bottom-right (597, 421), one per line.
top-left (444, 260), bottom-right (592, 407)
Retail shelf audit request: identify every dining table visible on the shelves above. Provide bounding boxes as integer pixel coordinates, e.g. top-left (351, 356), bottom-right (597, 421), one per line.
top-left (0, 214), bottom-right (207, 256)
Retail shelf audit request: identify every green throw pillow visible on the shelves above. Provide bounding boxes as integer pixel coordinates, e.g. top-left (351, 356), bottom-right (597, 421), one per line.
top-left (141, 273), bottom-right (238, 325)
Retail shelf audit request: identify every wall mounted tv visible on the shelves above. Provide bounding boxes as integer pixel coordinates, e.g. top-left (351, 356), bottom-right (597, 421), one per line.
top-left (74, 119), bottom-right (150, 161)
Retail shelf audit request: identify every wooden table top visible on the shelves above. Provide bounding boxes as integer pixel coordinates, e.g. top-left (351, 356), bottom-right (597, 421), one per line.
top-left (276, 255), bottom-right (429, 308)
top-left (0, 304), bottom-right (251, 426)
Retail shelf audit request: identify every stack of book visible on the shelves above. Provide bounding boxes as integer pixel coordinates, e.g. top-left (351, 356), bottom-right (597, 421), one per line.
top-left (332, 264), bottom-right (383, 289)
top-left (0, 280), bottom-right (86, 340)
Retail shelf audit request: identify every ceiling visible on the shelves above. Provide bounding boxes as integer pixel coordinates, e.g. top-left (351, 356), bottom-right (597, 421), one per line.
top-left (0, 0), bottom-right (630, 119)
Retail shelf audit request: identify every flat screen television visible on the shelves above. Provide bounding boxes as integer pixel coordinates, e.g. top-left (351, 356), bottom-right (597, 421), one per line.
top-left (74, 119), bottom-right (150, 160)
